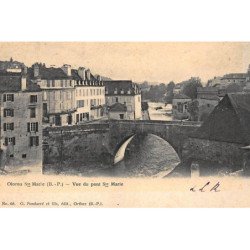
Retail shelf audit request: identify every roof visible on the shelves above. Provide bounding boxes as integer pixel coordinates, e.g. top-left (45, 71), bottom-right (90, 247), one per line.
top-left (194, 93), bottom-right (250, 144)
top-left (222, 73), bottom-right (248, 79)
top-left (198, 95), bottom-right (220, 101)
top-left (28, 65), bottom-right (102, 86)
top-left (71, 69), bottom-right (99, 82)
top-left (0, 71), bottom-right (41, 92)
top-left (104, 80), bottom-right (141, 95)
top-left (197, 87), bottom-right (219, 92)
top-left (109, 103), bottom-right (127, 112)
top-left (173, 93), bottom-right (191, 99)
top-left (28, 66), bottom-right (69, 80)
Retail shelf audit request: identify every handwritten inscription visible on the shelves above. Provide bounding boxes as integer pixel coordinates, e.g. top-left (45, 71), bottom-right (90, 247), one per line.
top-left (190, 182), bottom-right (221, 192)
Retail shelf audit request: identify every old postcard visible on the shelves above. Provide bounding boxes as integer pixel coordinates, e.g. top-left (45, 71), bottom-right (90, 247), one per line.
top-left (0, 42), bottom-right (250, 207)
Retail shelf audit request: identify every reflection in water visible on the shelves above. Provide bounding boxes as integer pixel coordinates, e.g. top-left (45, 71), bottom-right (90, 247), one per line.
top-left (93, 134), bottom-right (180, 178)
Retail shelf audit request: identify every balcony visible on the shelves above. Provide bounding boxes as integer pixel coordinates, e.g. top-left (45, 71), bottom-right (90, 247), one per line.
top-left (90, 104), bottom-right (104, 110)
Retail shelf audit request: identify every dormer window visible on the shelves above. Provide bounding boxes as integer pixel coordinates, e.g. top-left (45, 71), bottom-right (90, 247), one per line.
top-left (114, 88), bottom-right (118, 94)
top-left (127, 89), bottom-right (131, 94)
top-left (121, 89), bottom-right (124, 94)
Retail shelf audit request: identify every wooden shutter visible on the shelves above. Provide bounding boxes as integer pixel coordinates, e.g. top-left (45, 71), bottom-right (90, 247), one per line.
top-left (3, 109), bottom-right (6, 117)
top-left (27, 123), bottom-right (30, 132)
top-left (12, 137), bottom-right (15, 145)
top-left (11, 123), bottom-right (14, 130)
top-left (36, 122), bottom-right (38, 132)
top-left (3, 123), bottom-right (6, 131)
top-left (5, 138), bottom-right (8, 146)
top-left (3, 94), bottom-right (6, 102)
top-left (11, 94), bottom-right (14, 102)
top-left (36, 136), bottom-right (39, 146)
top-left (30, 137), bottom-right (33, 147)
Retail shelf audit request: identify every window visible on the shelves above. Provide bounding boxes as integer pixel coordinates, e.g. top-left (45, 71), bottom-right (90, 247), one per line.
top-left (30, 108), bottom-right (36, 118)
top-left (4, 109), bottom-right (14, 117)
top-left (27, 122), bottom-right (38, 132)
top-left (30, 95), bottom-right (37, 103)
top-left (115, 97), bottom-right (118, 103)
top-left (4, 94), bottom-right (14, 102)
top-left (52, 80), bottom-right (55, 87)
top-left (3, 123), bottom-right (14, 131)
top-left (5, 137), bottom-right (15, 146)
top-left (9, 154), bottom-right (14, 158)
top-left (76, 114), bottom-right (79, 123)
top-left (77, 100), bottom-right (84, 108)
top-left (30, 136), bottom-right (39, 146)
top-left (22, 154), bottom-right (27, 158)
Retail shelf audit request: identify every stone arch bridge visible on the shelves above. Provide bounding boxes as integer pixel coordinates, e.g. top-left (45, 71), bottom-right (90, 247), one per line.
top-left (43, 120), bottom-right (200, 173)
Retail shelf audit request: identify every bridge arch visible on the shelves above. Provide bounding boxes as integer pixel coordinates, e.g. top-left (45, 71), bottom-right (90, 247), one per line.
top-left (113, 132), bottom-right (181, 172)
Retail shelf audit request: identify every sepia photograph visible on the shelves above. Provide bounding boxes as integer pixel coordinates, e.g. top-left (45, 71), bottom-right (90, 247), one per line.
top-left (0, 42), bottom-right (249, 179)
top-left (1, 1), bottom-right (250, 250)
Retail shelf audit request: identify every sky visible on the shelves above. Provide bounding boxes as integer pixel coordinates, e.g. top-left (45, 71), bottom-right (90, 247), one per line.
top-left (1, 42), bottom-right (250, 84)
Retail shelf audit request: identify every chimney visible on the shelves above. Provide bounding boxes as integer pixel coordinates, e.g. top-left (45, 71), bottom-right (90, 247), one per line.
top-left (21, 75), bottom-right (27, 91)
top-left (96, 75), bottom-right (102, 81)
top-left (86, 69), bottom-right (91, 80)
top-left (33, 63), bottom-right (40, 78)
top-left (22, 66), bottom-right (27, 75)
top-left (78, 67), bottom-right (86, 80)
top-left (61, 64), bottom-right (71, 76)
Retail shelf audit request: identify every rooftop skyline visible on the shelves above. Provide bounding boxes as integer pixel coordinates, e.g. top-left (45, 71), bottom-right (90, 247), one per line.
top-left (1, 42), bottom-right (250, 84)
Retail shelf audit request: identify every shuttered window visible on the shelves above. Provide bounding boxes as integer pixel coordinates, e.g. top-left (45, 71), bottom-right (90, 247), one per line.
top-left (30, 136), bottom-right (39, 146)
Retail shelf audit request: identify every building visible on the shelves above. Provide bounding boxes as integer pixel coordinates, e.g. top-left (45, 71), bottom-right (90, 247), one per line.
top-left (195, 93), bottom-right (250, 144)
top-left (0, 58), bottom-right (26, 73)
top-left (28, 63), bottom-right (105, 126)
top-left (107, 103), bottom-right (128, 120)
top-left (72, 68), bottom-right (105, 123)
top-left (104, 80), bottom-right (142, 120)
top-left (0, 70), bottom-right (43, 173)
top-left (28, 63), bottom-right (76, 126)
top-left (244, 82), bottom-right (250, 92)
top-left (173, 83), bottom-right (183, 94)
top-left (172, 93), bottom-right (191, 120)
top-left (207, 65), bottom-right (250, 89)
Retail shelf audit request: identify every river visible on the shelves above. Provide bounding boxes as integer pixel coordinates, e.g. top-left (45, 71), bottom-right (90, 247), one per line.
top-left (83, 102), bottom-right (180, 178)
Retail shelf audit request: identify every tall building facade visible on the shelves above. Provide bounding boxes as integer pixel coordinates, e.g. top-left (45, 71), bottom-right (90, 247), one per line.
top-left (72, 68), bottom-right (105, 123)
top-left (28, 64), bottom-right (105, 126)
top-left (28, 63), bottom-right (76, 126)
top-left (0, 70), bottom-right (43, 173)
top-left (104, 80), bottom-right (142, 120)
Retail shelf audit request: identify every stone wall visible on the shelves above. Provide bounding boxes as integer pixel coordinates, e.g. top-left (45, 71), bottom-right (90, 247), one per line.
top-left (42, 124), bottom-right (112, 172)
top-left (184, 137), bottom-right (246, 175)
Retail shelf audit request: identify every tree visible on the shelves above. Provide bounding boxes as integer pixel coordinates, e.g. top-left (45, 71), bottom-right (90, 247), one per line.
top-left (182, 78), bottom-right (202, 99)
top-left (165, 81), bottom-right (175, 103)
top-left (187, 100), bottom-right (199, 121)
top-left (166, 81), bottom-right (175, 91)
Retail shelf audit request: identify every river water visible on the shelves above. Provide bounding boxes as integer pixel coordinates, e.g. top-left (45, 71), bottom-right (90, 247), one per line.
top-left (83, 102), bottom-right (180, 178)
